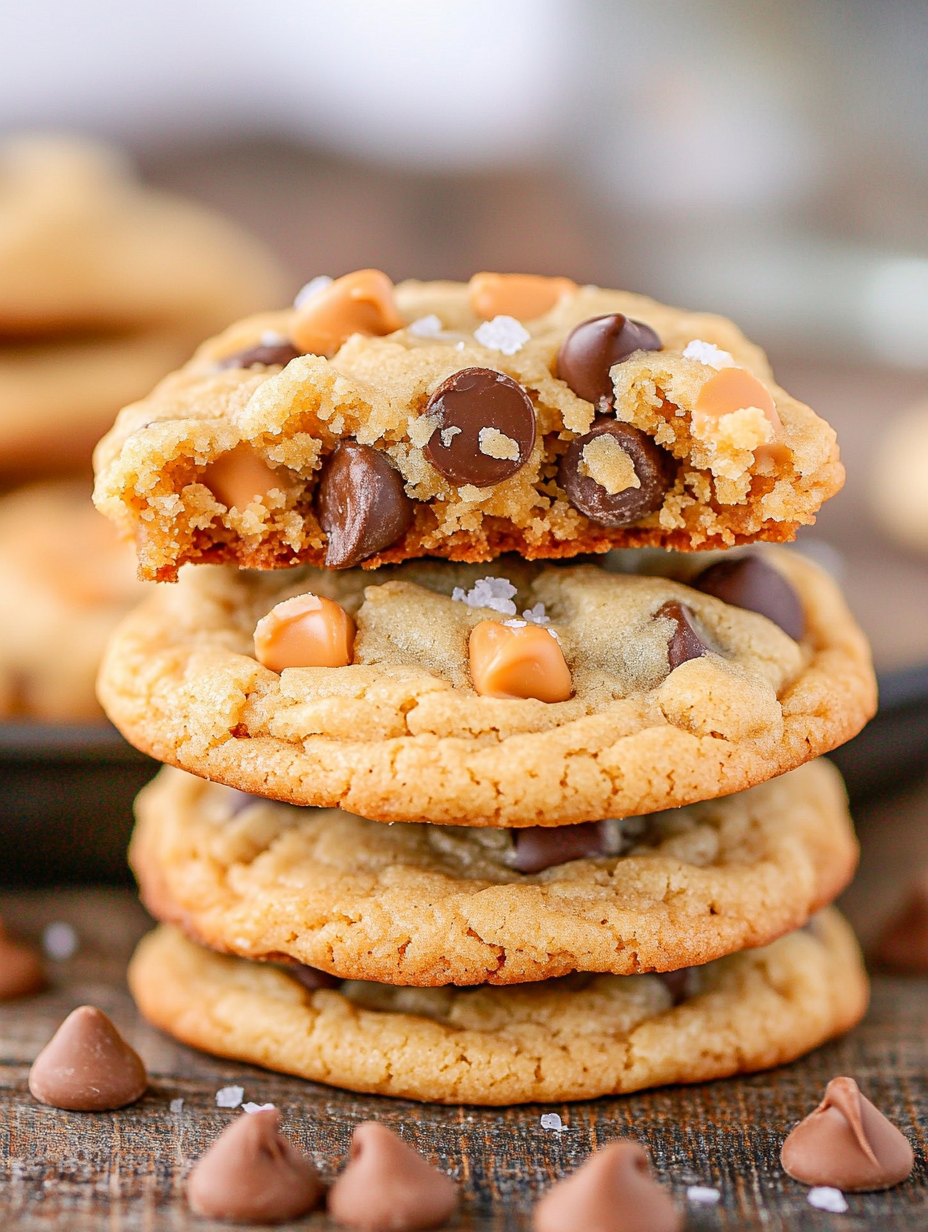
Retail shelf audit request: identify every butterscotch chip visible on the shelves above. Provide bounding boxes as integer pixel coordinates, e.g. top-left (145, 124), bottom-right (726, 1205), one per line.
top-left (291, 269), bottom-right (403, 357)
top-left (97, 550), bottom-right (875, 826)
top-left (128, 909), bottom-right (867, 1105)
top-left (202, 443), bottom-right (282, 511)
top-left (468, 620), bottom-right (572, 702)
top-left (469, 272), bottom-right (577, 320)
top-left (92, 277), bottom-right (844, 582)
top-left (254, 593), bottom-right (355, 671)
top-left (130, 759), bottom-right (858, 986)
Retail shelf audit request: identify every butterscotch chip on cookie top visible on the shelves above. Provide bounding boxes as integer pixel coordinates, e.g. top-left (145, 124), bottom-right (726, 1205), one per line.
top-left (92, 272), bottom-right (844, 580)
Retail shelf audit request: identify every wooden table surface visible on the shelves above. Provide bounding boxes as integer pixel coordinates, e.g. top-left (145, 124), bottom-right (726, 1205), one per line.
top-left (0, 888), bottom-right (926, 1231)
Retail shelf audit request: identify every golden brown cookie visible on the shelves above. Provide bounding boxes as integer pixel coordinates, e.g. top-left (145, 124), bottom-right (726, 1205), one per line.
top-left (0, 481), bottom-right (150, 719)
top-left (98, 549), bottom-right (875, 826)
top-left (128, 909), bottom-right (867, 1105)
top-left (132, 759), bottom-right (857, 986)
top-left (0, 134), bottom-right (285, 477)
top-left (92, 273), bottom-right (843, 581)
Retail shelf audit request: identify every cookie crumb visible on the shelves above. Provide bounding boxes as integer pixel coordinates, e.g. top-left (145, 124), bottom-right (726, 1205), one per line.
top-left (451, 576), bottom-right (518, 615)
top-left (474, 315), bottom-right (530, 355)
top-left (478, 427), bottom-right (520, 460)
top-left (293, 276), bottom-right (332, 309)
top-left (215, 1085), bottom-right (244, 1109)
top-left (807, 1187), bottom-right (848, 1213)
top-left (687, 1185), bottom-right (720, 1204)
top-left (683, 339), bottom-right (736, 369)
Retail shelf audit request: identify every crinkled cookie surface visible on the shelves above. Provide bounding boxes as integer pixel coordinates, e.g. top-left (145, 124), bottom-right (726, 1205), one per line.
top-left (93, 277), bottom-right (843, 580)
top-left (129, 909), bottom-right (867, 1104)
top-left (97, 549), bottom-right (875, 826)
top-left (133, 759), bottom-right (856, 985)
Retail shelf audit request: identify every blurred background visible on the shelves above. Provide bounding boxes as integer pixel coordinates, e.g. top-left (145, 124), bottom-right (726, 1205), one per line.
top-left (2, 0), bottom-right (928, 940)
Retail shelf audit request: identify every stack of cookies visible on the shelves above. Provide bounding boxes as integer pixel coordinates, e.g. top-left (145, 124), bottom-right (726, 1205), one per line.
top-left (93, 271), bottom-right (876, 1105)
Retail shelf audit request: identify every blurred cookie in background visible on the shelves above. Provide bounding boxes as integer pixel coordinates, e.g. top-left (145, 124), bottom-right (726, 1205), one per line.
top-left (870, 397), bottom-right (928, 554)
top-left (0, 482), bottom-right (149, 720)
top-left (0, 134), bottom-right (287, 479)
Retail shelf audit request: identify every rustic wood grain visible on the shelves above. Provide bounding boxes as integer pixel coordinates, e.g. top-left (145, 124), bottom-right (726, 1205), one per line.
top-left (1, 890), bottom-right (927, 1230)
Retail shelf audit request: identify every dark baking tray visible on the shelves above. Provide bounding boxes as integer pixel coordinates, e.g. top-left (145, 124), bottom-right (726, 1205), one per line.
top-left (1, 664), bottom-right (927, 886)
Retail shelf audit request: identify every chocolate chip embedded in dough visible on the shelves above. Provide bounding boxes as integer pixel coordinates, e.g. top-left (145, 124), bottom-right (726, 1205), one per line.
top-left (558, 419), bottom-right (672, 527)
top-left (511, 822), bottom-right (607, 874)
top-left (290, 963), bottom-right (342, 991)
top-left (187, 1108), bottom-right (322, 1223)
top-left (28, 1005), bottom-right (148, 1111)
top-left (316, 441), bottom-right (415, 569)
top-left (691, 555), bottom-right (804, 641)
top-left (656, 969), bottom-right (690, 1006)
top-left (657, 601), bottom-right (710, 671)
top-left (218, 342), bottom-right (302, 369)
top-left (556, 314), bottom-right (661, 408)
top-left (533, 1141), bottom-right (682, 1232)
top-left (780, 1076), bottom-right (914, 1192)
top-left (422, 367), bottom-right (536, 487)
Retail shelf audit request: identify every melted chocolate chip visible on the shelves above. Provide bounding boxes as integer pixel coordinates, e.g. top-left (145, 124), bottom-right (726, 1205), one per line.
top-left (290, 964), bottom-right (342, 991)
top-left (422, 367), bottom-right (536, 487)
top-left (558, 419), bottom-right (673, 527)
top-left (218, 342), bottom-right (302, 369)
top-left (691, 555), bottom-right (804, 641)
top-left (556, 314), bottom-right (661, 407)
top-left (316, 442), bottom-right (415, 569)
top-left (657, 601), bottom-right (709, 670)
top-left (512, 821), bottom-right (607, 874)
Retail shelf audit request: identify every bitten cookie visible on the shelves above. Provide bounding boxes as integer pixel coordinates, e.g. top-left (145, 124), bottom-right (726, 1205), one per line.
top-left (98, 549), bottom-right (875, 826)
top-left (129, 910), bottom-right (867, 1106)
top-left (0, 482), bottom-right (149, 719)
top-left (92, 272), bottom-right (844, 581)
top-left (132, 759), bottom-right (857, 986)
top-left (0, 134), bottom-right (285, 476)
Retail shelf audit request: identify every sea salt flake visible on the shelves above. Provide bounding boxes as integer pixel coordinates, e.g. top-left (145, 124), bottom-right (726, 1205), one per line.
top-left (215, 1086), bottom-right (244, 1109)
top-left (455, 340), bottom-right (466, 351)
top-left (807, 1187), bottom-right (848, 1213)
top-left (43, 922), bottom-right (78, 961)
top-left (294, 275), bottom-right (333, 309)
top-left (260, 330), bottom-right (287, 346)
top-left (452, 577), bottom-right (517, 615)
top-left (503, 620), bottom-right (527, 629)
top-left (687, 1186), bottom-right (720, 1204)
top-left (243, 1102), bottom-right (276, 1114)
top-left (169, 1098), bottom-right (184, 1115)
top-left (540, 1113), bottom-right (564, 1131)
top-left (522, 603), bottom-right (549, 625)
top-left (409, 314), bottom-right (443, 337)
top-left (474, 315), bottom-right (530, 355)
top-left (683, 339), bottom-right (736, 369)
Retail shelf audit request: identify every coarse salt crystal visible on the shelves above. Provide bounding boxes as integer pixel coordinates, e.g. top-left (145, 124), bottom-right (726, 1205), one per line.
top-left (686, 1186), bottom-right (720, 1204)
top-left (522, 602), bottom-right (549, 625)
top-left (474, 315), bottom-right (530, 355)
top-left (169, 1098), bottom-right (184, 1115)
top-left (260, 330), bottom-right (287, 346)
top-left (409, 314), bottom-right (443, 338)
top-left (807, 1187), bottom-right (848, 1213)
top-left (503, 619), bottom-right (527, 629)
top-left (215, 1086), bottom-right (244, 1109)
top-left (242, 1102), bottom-right (276, 1114)
top-left (43, 922), bottom-right (78, 961)
top-left (683, 339), bottom-right (736, 369)
top-left (452, 577), bottom-right (518, 615)
top-left (540, 1113), bottom-right (564, 1131)
top-left (294, 276), bottom-right (333, 309)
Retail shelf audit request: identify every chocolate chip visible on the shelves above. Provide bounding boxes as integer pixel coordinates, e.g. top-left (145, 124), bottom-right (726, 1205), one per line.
top-left (422, 367), bottom-right (536, 487)
top-left (316, 442), bottom-right (415, 569)
top-left (511, 821), bottom-right (607, 874)
top-left (656, 969), bottom-right (691, 1005)
top-left (28, 1005), bottom-right (147, 1111)
top-left (657, 600), bottom-right (710, 670)
top-left (218, 342), bottom-right (302, 369)
top-left (691, 555), bottom-right (805, 641)
top-left (558, 418), bottom-right (673, 527)
top-left (556, 314), bottom-right (661, 407)
top-left (290, 964), bottom-right (341, 991)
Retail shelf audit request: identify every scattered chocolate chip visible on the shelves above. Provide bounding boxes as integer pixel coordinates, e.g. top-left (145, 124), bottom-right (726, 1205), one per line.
top-left (28, 1005), bottom-right (147, 1111)
top-left (422, 367), bottom-right (536, 487)
top-left (558, 419), bottom-right (673, 527)
top-left (512, 822), bottom-right (608, 874)
top-left (780, 1077), bottom-right (914, 1192)
top-left (691, 555), bottom-right (804, 641)
top-left (187, 1108), bottom-right (322, 1222)
top-left (533, 1141), bottom-right (681, 1232)
top-left (556, 314), bottom-right (661, 408)
top-left (657, 601), bottom-right (710, 670)
top-left (874, 871), bottom-right (928, 972)
top-left (0, 926), bottom-right (45, 1001)
top-left (656, 969), bottom-right (691, 1005)
top-left (218, 342), bottom-right (302, 369)
top-left (290, 963), bottom-right (342, 991)
top-left (327, 1122), bottom-right (458, 1231)
top-left (316, 441), bottom-right (415, 569)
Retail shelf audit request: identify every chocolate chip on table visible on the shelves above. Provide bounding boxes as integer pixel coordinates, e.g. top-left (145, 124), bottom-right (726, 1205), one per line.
top-left (657, 600), bottom-right (709, 670)
top-left (534, 1141), bottom-right (682, 1232)
top-left (218, 342), bottom-right (302, 369)
top-left (556, 313), bottom-right (661, 407)
top-left (28, 1005), bottom-right (148, 1111)
top-left (558, 418), bottom-right (673, 527)
top-left (422, 367), bottom-right (536, 487)
top-left (0, 924), bottom-right (45, 1001)
top-left (316, 441), bottom-right (415, 569)
top-left (511, 822), bottom-right (608, 874)
top-left (691, 555), bottom-right (805, 641)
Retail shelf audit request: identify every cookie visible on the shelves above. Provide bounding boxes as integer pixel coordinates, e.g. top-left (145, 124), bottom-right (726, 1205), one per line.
top-left (0, 134), bottom-right (285, 476)
top-left (98, 549), bottom-right (875, 826)
top-left (128, 909), bottom-right (867, 1105)
top-left (0, 482), bottom-right (149, 719)
top-left (92, 272), bottom-right (844, 581)
top-left (132, 758), bottom-right (856, 986)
